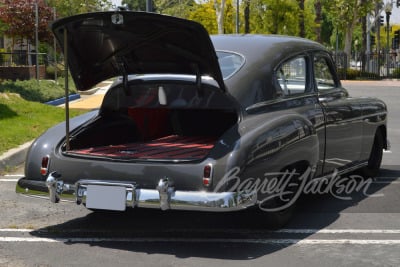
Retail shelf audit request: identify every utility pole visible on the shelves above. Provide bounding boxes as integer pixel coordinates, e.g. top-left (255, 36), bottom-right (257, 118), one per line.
top-left (53, 7), bottom-right (57, 83)
top-left (385, 2), bottom-right (392, 78)
top-left (35, 0), bottom-right (39, 81)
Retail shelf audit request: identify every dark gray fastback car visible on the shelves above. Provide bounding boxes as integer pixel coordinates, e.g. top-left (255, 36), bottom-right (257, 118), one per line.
top-left (16, 11), bottom-right (388, 225)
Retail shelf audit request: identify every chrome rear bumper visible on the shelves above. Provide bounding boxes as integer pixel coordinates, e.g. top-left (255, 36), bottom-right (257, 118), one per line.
top-left (16, 172), bottom-right (257, 212)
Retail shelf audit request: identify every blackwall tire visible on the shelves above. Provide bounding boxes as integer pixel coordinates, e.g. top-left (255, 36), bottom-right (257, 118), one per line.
top-left (361, 130), bottom-right (384, 178)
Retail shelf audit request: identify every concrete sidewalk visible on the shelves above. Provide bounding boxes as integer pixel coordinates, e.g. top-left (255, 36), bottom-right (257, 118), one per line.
top-left (0, 81), bottom-right (113, 174)
top-left (64, 80), bottom-right (113, 110)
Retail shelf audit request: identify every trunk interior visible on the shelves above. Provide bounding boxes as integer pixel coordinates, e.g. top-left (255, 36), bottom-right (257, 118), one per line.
top-left (67, 107), bottom-right (238, 161)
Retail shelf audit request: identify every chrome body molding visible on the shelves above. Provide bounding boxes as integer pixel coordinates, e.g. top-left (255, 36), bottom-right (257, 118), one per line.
top-left (16, 172), bottom-right (257, 212)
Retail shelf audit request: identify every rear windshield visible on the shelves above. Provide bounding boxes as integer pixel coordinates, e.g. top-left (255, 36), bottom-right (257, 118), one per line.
top-left (217, 51), bottom-right (245, 79)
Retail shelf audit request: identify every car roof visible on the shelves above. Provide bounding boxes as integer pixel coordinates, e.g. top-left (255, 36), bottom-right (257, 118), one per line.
top-left (211, 35), bottom-right (328, 106)
top-left (211, 34), bottom-right (326, 61)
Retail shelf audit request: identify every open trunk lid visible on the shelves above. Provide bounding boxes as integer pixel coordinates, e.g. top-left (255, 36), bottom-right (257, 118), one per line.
top-left (51, 11), bottom-right (226, 92)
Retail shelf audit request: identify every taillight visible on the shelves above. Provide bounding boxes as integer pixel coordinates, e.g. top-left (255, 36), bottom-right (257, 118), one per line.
top-left (40, 156), bottom-right (50, 176)
top-left (203, 164), bottom-right (213, 187)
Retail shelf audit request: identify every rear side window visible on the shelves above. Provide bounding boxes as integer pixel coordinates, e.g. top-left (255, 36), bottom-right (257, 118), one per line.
top-left (314, 55), bottom-right (337, 90)
top-left (216, 51), bottom-right (245, 79)
top-left (276, 57), bottom-right (307, 96)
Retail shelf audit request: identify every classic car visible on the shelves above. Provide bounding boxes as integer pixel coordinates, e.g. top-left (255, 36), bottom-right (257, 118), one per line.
top-left (16, 11), bottom-right (388, 225)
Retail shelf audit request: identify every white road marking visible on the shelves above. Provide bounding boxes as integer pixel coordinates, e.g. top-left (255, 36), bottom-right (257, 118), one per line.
top-left (0, 229), bottom-right (32, 232)
top-left (383, 150), bottom-right (392, 153)
top-left (0, 237), bottom-right (400, 245)
top-left (2, 228), bottom-right (400, 234)
top-left (1, 229), bottom-right (400, 244)
top-left (372, 181), bottom-right (400, 184)
top-left (4, 174), bottom-right (24, 177)
top-left (276, 229), bottom-right (400, 234)
top-left (366, 193), bottom-right (386, 197)
top-left (0, 179), bottom-right (19, 182)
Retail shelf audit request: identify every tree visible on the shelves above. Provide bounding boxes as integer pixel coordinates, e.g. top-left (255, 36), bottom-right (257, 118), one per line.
top-left (298, 0), bottom-right (305, 37)
top-left (214, 0), bottom-right (226, 34)
top-left (0, 0), bottom-right (54, 51)
top-left (189, 1), bottom-right (218, 33)
top-left (47, 0), bottom-right (111, 17)
top-left (243, 0), bottom-right (250, 33)
top-left (249, 0), bottom-right (299, 35)
top-left (314, 0), bottom-right (322, 42)
top-left (156, 0), bottom-right (195, 18)
top-left (122, 0), bottom-right (150, 11)
top-left (323, 0), bottom-right (375, 67)
top-left (189, 0), bottom-right (235, 34)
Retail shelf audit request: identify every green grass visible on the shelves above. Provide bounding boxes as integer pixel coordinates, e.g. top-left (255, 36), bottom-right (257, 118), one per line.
top-left (0, 93), bottom-right (86, 155)
top-left (0, 78), bottom-right (77, 103)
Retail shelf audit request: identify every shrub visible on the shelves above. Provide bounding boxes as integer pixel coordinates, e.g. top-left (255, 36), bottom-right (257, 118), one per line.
top-left (392, 68), bottom-right (400, 78)
top-left (344, 69), bottom-right (381, 80)
top-left (345, 69), bottom-right (360, 80)
top-left (46, 63), bottom-right (65, 79)
top-left (0, 79), bottom-right (77, 103)
top-left (359, 71), bottom-right (380, 80)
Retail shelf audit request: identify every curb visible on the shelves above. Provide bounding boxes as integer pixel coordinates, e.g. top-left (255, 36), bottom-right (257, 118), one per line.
top-left (0, 141), bottom-right (33, 174)
top-left (45, 93), bottom-right (81, 106)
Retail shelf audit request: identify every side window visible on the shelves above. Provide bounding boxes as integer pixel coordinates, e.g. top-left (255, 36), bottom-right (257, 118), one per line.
top-left (314, 55), bottom-right (337, 90)
top-left (276, 57), bottom-right (307, 96)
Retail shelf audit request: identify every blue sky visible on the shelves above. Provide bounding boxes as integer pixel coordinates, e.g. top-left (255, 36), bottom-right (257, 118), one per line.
top-left (390, 6), bottom-right (400, 23)
top-left (111, 0), bottom-right (122, 7)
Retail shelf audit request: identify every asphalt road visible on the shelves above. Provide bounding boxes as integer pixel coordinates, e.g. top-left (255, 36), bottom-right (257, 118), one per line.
top-left (0, 81), bottom-right (399, 267)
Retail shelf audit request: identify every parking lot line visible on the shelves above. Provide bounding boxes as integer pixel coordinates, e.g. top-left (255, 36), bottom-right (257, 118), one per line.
top-left (0, 237), bottom-right (400, 245)
top-left (2, 228), bottom-right (400, 234)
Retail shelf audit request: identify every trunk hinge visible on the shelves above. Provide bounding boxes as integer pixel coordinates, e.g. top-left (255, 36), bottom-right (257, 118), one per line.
top-left (191, 63), bottom-right (204, 97)
top-left (117, 58), bottom-right (130, 95)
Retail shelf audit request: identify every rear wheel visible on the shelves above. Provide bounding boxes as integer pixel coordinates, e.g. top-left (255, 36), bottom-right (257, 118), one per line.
top-left (258, 200), bottom-right (297, 229)
top-left (257, 165), bottom-right (309, 228)
top-left (360, 130), bottom-right (384, 178)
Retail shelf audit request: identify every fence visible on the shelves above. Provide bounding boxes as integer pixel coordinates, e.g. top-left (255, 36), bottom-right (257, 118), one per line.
top-left (0, 52), bottom-right (48, 80)
top-left (333, 51), bottom-right (400, 80)
top-left (0, 51), bottom-right (48, 67)
top-left (0, 50), bottom-right (399, 80)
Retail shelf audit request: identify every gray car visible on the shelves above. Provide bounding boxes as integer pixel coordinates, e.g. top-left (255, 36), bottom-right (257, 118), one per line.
top-left (16, 11), bottom-right (388, 226)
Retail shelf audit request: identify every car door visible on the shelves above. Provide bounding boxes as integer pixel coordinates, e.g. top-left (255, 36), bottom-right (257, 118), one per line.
top-left (275, 55), bottom-right (326, 176)
top-left (313, 52), bottom-right (363, 174)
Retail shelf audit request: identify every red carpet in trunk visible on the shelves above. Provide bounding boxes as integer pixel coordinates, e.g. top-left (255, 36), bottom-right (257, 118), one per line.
top-left (69, 135), bottom-right (216, 160)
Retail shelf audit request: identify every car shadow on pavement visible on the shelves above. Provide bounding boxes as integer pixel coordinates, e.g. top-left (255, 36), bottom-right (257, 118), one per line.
top-left (30, 166), bottom-right (399, 260)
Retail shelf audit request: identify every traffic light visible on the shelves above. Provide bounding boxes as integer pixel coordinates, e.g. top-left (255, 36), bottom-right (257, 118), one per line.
top-left (379, 15), bottom-right (384, 26)
top-left (397, 0), bottom-right (400, 8)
